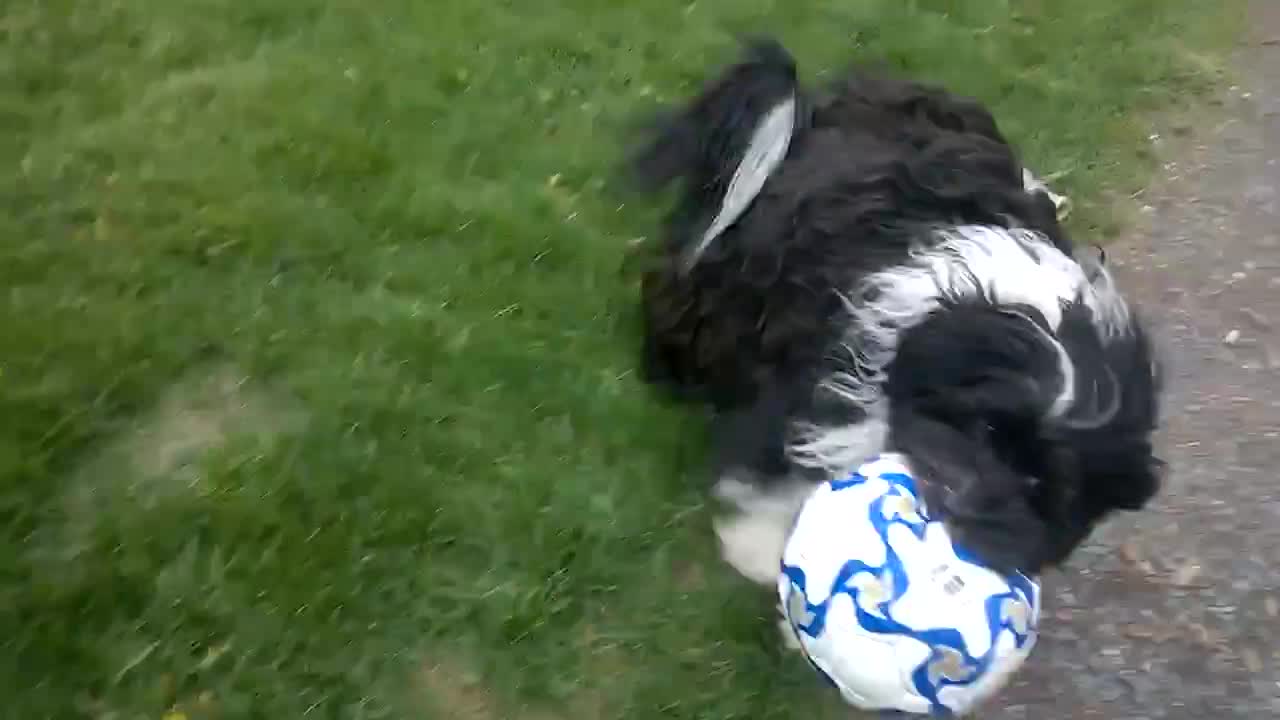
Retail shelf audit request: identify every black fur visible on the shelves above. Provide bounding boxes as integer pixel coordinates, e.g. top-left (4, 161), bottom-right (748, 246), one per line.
top-left (626, 38), bottom-right (1163, 576)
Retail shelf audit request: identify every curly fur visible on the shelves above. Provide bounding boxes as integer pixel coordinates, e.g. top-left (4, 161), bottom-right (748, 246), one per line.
top-left (626, 38), bottom-right (1164, 580)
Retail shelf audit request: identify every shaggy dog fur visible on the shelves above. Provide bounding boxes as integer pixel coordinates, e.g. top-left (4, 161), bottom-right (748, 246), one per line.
top-left (626, 38), bottom-right (1164, 584)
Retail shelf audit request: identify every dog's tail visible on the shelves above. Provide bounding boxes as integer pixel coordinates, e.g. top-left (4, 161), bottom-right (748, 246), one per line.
top-left (628, 37), bottom-right (805, 272)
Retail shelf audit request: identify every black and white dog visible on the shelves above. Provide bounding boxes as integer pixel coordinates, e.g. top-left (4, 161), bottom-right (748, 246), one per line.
top-left (627, 38), bottom-right (1164, 586)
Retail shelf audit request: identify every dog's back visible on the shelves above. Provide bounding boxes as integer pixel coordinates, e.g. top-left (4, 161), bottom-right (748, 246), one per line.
top-left (628, 39), bottom-right (1066, 412)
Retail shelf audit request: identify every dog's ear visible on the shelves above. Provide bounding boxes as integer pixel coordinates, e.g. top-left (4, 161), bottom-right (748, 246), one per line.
top-left (1054, 302), bottom-right (1164, 511)
top-left (884, 303), bottom-right (1067, 573)
top-left (1025, 300), bottom-right (1164, 565)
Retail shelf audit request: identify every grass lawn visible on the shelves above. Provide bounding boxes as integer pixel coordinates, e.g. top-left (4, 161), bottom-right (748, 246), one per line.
top-left (0, 1), bottom-right (1244, 718)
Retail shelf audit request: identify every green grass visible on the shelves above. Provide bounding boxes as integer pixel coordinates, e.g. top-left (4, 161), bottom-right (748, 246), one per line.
top-left (0, 1), bottom-right (1243, 718)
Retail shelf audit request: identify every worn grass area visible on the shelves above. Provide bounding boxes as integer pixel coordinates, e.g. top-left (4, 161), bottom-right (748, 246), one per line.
top-left (0, 1), bottom-right (1243, 717)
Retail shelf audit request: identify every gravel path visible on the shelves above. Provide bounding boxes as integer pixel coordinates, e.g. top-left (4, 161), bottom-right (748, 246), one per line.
top-left (993, 5), bottom-right (1280, 718)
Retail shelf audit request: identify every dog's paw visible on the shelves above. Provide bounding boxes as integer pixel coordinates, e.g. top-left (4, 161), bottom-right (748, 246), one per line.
top-left (712, 510), bottom-right (790, 586)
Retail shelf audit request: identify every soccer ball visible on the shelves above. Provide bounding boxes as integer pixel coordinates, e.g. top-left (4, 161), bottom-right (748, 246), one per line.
top-left (778, 454), bottom-right (1040, 716)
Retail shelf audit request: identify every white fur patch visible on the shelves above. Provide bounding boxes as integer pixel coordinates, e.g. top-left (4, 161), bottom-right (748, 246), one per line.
top-left (821, 226), bottom-right (1129, 411)
top-left (715, 422), bottom-right (893, 581)
top-left (712, 474), bottom-right (816, 586)
top-left (683, 95), bottom-right (797, 271)
top-left (784, 226), bottom-right (1130, 478)
top-left (789, 413), bottom-right (889, 477)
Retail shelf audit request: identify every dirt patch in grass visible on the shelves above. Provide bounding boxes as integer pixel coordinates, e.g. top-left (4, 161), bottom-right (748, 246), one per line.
top-left (419, 658), bottom-right (507, 720)
top-left (51, 362), bottom-right (308, 547)
top-left (671, 558), bottom-right (707, 593)
top-left (418, 656), bottom-right (577, 720)
top-left (116, 362), bottom-right (308, 485)
top-left (418, 645), bottom-right (616, 720)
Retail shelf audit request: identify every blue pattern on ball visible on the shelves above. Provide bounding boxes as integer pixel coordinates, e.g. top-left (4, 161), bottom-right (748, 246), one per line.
top-left (781, 460), bottom-right (1037, 716)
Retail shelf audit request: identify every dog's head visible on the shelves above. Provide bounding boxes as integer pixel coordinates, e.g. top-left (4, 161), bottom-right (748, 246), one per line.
top-left (883, 293), bottom-right (1163, 575)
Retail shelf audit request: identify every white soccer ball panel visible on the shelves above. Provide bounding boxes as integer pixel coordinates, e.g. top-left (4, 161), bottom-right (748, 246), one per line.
top-left (780, 476), bottom-right (890, 604)
top-left (937, 628), bottom-right (1035, 714)
top-left (814, 594), bottom-right (933, 714)
top-left (885, 521), bottom-right (1019, 659)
